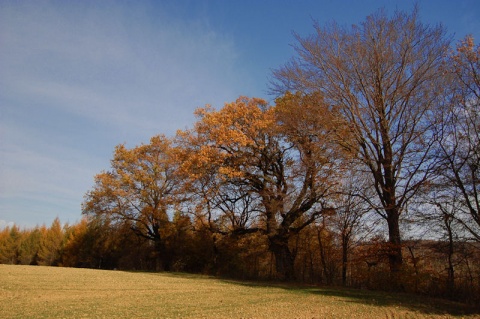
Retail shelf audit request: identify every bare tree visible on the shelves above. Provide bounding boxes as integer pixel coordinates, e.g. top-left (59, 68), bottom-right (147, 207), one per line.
top-left (272, 8), bottom-right (451, 283)
top-left (334, 171), bottom-right (373, 286)
top-left (435, 36), bottom-right (480, 241)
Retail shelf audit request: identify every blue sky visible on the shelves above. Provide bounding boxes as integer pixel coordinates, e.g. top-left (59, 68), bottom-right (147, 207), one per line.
top-left (1, 0), bottom-right (479, 228)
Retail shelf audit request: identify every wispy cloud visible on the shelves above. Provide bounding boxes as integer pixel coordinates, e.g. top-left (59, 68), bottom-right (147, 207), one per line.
top-left (0, 1), bottom-right (251, 227)
top-left (1, 1), bottom-right (245, 133)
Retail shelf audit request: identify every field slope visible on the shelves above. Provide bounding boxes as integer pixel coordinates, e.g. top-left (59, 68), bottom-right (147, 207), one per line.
top-left (0, 264), bottom-right (477, 318)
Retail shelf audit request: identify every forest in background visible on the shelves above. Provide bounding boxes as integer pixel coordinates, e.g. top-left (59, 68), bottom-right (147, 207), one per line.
top-left (1, 8), bottom-right (479, 304)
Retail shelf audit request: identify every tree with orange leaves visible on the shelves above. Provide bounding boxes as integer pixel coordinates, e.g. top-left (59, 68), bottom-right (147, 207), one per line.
top-left (177, 95), bottom-right (344, 280)
top-left (82, 135), bottom-right (182, 270)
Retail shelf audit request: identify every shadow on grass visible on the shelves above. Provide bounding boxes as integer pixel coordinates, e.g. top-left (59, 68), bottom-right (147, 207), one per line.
top-left (218, 278), bottom-right (480, 317)
top-left (123, 271), bottom-right (479, 317)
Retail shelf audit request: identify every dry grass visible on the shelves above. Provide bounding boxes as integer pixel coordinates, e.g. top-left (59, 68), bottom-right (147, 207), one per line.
top-left (0, 264), bottom-right (477, 318)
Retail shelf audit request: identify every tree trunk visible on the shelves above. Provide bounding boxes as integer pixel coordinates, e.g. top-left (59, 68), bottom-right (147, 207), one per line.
top-left (153, 232), bottom-right (173, 272)
top-left (341, 234), bottom-right (349, 286)
top-left (317, 227), bottom-right (331, 284)
top-left (269, 235), bottom-right (295, 281)
top-left (153, 237), bottom-right (166, 271)
top-left (386, 209), bottom-right (403, 289)
top-left (445, 215), bottom-right (455, 297)
top-left (407, 245), bottom-right (419, 293)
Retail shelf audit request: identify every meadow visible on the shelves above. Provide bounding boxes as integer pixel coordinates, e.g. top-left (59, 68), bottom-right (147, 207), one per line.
top-left (0, 264), bottom-right (478, 318)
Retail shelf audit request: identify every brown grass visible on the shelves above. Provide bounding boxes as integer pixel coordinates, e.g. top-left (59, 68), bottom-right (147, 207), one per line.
top-left (0, 264), bottom-right (477, 318)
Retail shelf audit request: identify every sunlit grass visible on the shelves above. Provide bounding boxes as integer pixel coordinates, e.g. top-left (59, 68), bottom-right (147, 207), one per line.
top-left (0, 264), bottom-right (477, 318)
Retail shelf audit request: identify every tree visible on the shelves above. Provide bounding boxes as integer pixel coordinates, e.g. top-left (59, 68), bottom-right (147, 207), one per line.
top-left (434, 36), bottom-right (480, 241)
top-left (0, 225), bottom-right (22, 264)
top-left (272, 8), bottom-right (451, 282)
top-left (61, 218), bottom-right (91, 268)
top-left (0, 225), bottom-right (42, 265)
top-left (177, 95), bottom-right (342, 280)
top-left (37, 218), bottom-right (65, 266)
top-left (333, 172), bottom-right (373, 286)
top-left (18, 227), bottom-right (42, 265)
top-left (315, 211), bottom-right (337, 284)
top-left (82, 135), bottom-right (182, 270)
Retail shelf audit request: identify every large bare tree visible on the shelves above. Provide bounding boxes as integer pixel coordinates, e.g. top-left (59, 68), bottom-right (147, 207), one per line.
top-left (272, 8), bottom-right (451, 281)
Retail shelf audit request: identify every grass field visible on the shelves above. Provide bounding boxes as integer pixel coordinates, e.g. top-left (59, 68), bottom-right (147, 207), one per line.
top-left (0, 264), bottom-right (478, 318)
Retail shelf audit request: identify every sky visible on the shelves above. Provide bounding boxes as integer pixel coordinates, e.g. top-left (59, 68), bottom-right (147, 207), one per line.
top-left (1, 0), bottom-right (479, 229)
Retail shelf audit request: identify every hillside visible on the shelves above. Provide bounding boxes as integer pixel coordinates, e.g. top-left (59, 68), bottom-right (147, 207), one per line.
top-left (0, 265), bottom-right (478, 318)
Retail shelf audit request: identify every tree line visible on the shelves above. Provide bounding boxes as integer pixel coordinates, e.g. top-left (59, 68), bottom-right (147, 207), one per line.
top-left (1, 7), bottom-right (479, 304)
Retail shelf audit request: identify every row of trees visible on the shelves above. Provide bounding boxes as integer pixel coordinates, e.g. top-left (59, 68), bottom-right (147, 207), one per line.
top-left (0, 218), bottom-right (64, 266)
top-left (1, 7), bottom-right (479, 303)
